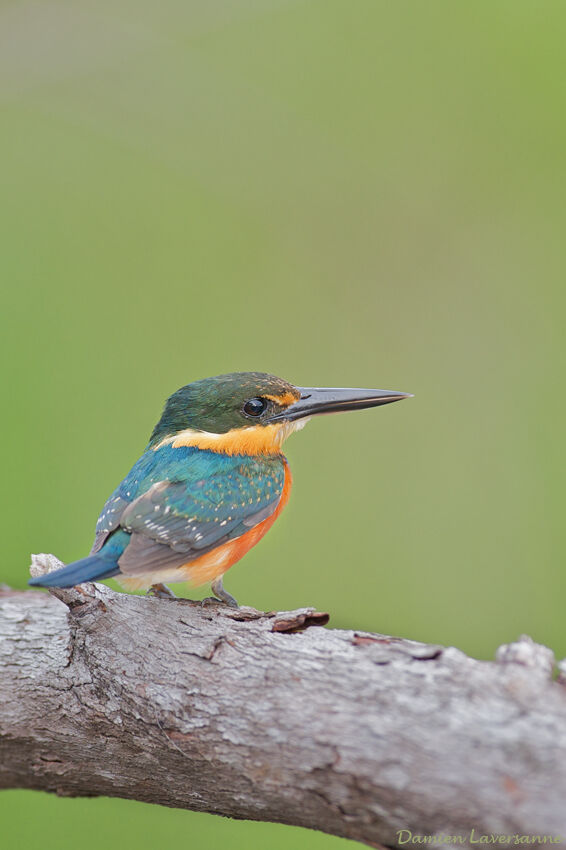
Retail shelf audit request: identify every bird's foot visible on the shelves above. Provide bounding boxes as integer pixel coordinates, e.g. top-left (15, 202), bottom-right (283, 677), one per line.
top-left (201, 595), bottom-right (239, 608)
top-left (202, 577), bottom-right (239, 608)
top-left (147, 583), bottom-right (177, 599)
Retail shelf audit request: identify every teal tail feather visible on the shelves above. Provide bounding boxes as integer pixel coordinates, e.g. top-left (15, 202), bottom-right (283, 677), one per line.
top-left (28, 553), bottom-right (120, 588)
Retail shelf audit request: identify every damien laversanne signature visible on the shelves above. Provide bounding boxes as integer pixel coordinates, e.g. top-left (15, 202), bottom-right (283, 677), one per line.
top-left (397, 830), bottom-right (564, 845)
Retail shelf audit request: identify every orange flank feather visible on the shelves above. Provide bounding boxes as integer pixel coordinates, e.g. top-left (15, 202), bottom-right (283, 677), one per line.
top-left (118, 461), bottom-right (293, 592)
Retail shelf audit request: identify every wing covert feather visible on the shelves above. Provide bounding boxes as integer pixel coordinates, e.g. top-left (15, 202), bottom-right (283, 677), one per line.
top-left (116, 454), bottom-right (286, 576)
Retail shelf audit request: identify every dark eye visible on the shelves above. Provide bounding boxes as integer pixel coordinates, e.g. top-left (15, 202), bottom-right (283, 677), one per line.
top-left (243, 397), bottom-right (267, 417)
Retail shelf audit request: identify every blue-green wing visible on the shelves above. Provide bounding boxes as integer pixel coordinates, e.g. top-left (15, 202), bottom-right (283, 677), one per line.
top-left (92, 494), bottom-right (130, 553)
top-left (110, 448), bottom-right (285, 576)
top-left (91, 446), bottom-right (176, 554)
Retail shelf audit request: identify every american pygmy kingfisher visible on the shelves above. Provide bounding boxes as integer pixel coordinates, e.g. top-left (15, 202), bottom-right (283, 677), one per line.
top-left (29, 373), bottom-right (411, 606)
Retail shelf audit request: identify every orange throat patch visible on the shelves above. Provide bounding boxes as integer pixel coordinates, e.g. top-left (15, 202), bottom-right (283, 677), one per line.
top-left (153, 419), bottom-right (309, 456)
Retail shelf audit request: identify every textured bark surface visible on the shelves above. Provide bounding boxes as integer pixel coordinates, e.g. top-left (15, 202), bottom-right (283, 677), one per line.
top-left (1, 554), bottom-right (566, 848)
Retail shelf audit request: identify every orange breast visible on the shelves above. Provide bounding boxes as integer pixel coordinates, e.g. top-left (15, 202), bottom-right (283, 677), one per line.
top-left (177, 459), bottom-right (293, 587)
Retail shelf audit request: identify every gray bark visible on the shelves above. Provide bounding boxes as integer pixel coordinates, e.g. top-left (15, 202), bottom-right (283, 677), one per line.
top-left (1, 554), bottom-right (566, 848)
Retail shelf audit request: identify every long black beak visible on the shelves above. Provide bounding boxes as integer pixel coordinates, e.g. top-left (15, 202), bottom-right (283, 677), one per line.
top-left (267, 386), bottom-right (413, 423)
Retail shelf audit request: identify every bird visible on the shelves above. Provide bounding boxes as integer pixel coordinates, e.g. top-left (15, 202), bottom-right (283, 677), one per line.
top-left (29, 372), bottom-right (412, 605)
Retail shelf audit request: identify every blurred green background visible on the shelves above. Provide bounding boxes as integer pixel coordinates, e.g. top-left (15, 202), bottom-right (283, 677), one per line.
top-left (2, 1), bottom-right (565, 847)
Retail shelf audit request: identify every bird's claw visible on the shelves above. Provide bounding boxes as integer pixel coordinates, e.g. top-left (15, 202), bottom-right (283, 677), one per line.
top-left (201, 594), bottom-right (239, 609)
top-left (146, 583), bottom-right (177, 599)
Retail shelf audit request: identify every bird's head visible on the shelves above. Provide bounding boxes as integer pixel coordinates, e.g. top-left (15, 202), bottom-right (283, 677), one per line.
top-left (149, 372), bottom-right (412, 456)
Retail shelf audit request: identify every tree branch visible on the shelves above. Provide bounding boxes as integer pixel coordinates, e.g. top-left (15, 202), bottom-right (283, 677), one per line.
top-left (1, 554), bottom-right (565, 848)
